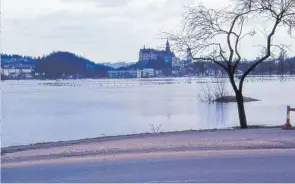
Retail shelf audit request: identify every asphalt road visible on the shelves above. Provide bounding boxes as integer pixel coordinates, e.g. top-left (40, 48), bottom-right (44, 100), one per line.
top-left (2, 149), bottom-right (295, 183)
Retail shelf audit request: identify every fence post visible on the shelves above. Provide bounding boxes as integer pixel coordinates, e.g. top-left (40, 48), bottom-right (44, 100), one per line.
top-left (282, 106), bottom-right (294, 130)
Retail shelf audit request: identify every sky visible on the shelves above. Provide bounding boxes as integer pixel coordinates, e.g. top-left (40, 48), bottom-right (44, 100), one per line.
top-left (2, 0), bottom-right (295, 63)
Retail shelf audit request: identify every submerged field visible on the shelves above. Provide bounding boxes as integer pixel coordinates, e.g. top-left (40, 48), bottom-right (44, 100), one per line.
top-left (2, 77), bottom-right (295, 147)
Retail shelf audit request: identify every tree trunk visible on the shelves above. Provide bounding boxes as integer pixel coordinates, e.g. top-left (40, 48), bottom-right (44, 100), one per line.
top-left (235, 91), bottom-right (248, 129)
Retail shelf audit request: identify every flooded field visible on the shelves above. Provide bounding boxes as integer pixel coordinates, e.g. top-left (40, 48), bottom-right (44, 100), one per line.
top-left (2, 77), bottom-right (295, 147)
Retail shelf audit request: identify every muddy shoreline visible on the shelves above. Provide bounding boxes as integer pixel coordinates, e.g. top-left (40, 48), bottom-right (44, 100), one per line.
top-left (1, 126), bottom-right (283, 155)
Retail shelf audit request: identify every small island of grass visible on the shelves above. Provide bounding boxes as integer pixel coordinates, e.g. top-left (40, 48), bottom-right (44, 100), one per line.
top-left (215, 96), bottom-right (260, 103)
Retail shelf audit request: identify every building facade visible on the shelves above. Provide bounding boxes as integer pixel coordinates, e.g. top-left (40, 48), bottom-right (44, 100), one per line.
top-left (142, 68), bottom-right (155, 78)
top-left (108, 69), bottom-right (156, 79)
top-left (139, 40), bottom-right (176, 65)
top-left (108, 70), bottom-right (142, 79)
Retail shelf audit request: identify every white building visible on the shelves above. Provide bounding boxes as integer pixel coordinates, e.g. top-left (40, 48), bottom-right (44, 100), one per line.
top-left (142, 68), bottom-right (155, 78)
top-left (172, 57), bottom-right (185, 68)
top-left (108, 69), bottom-right (156, 78)
top-left (108, 70), bottom-right (141, 79)
top-left (1, 68), bottom-right (33, 76)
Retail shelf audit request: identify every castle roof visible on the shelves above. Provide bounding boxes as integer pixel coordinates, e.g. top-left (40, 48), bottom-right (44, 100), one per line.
top-left (140, 48), bottom-right (175, 56)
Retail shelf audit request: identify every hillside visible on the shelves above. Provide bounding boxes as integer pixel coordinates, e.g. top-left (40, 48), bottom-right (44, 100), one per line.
top-left (35, 51), bottom-right (113, 79)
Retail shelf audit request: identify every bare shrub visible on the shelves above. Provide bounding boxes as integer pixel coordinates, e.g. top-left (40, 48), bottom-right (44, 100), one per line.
top-left (149, 124), bottom-right (162, 134)
top-left (198, 78), bottom-right (230, 103)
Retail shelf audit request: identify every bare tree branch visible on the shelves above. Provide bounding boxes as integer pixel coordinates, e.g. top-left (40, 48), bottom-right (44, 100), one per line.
top-left (165, 0), bottom-right (295, 129)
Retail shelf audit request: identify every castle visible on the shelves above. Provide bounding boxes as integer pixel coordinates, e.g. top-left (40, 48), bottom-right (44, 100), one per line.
top-left (138, 40), bottom-right (176, 64)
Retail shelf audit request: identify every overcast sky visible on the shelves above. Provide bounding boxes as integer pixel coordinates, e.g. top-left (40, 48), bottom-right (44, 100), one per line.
top-left (2, 0), bottom-right (295, 63)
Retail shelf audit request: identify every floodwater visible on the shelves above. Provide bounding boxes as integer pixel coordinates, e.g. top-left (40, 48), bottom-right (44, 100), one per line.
top-left (1, 77), bottom-right (295, 147)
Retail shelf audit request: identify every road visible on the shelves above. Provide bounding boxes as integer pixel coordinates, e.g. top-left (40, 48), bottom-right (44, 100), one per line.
top-left (2, 148), bottom-right (295, 183)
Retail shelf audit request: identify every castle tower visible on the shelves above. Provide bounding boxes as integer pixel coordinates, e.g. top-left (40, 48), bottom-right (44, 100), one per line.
top-left (165, 39), bottom-right (170, 52)
top-left (187, 48), bottom-right (192, 64)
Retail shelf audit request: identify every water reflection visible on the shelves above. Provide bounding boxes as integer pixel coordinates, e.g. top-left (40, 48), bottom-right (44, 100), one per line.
top-left (198, 103), bottom-right (230, 129)
top-left (215, 103), bottom-right (229, 128)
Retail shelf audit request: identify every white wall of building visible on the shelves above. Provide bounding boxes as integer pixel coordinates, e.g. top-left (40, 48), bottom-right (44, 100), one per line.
top-left (108, 70), bottom-right (142, 79)
top-left (142, 68), bottom-right (155, 78)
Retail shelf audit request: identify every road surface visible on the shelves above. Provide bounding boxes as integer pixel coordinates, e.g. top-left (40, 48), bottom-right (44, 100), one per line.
top-left (2, 148), bottom-right (295, 183)
top-left (2, 128), bottom-right (295, 183)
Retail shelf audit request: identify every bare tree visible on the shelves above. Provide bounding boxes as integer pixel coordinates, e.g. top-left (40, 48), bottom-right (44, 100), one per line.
top-left (278, 49), bottom-right (287, 76)
top-left (166, 0), bottom-right (295, 128)
top-left (288, 60), bottom-right (294, 75)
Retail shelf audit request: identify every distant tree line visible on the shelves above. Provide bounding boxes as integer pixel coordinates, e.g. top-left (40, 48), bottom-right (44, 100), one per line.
top-left (1, 54), bottom-right (36, 67)
top-left (184, 57), bottom-right (295, 77)
top-left (1, 54), bottom-right (36, 62)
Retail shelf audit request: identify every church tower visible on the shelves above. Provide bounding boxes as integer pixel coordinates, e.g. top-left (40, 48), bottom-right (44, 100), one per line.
top-left (165, 39), bottom-right (171, 52)
top-left (187, 48), bottom-right (192, 64)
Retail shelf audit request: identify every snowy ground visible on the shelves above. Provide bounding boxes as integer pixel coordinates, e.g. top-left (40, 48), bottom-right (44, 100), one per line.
top-left (2, 128), bottom-right (295, 182)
